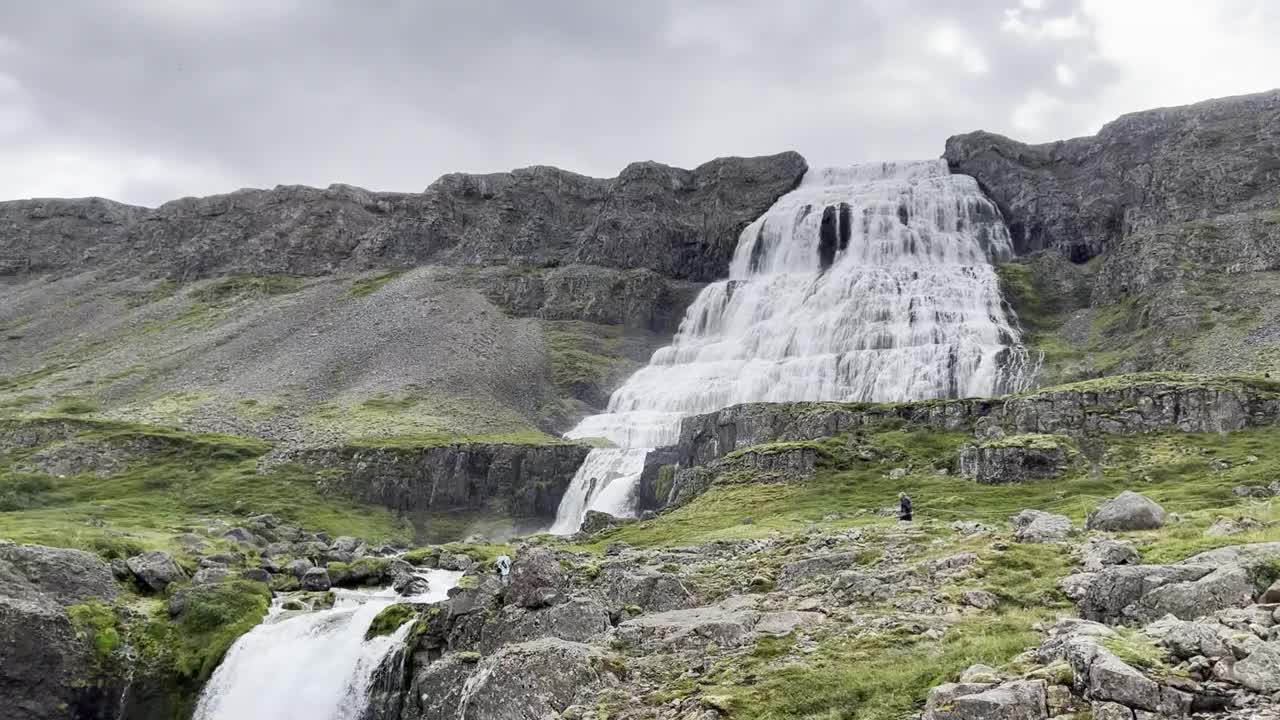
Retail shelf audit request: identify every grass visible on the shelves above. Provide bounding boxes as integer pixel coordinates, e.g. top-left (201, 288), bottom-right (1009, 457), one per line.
top-left (51, 397), bottom-right (100, 415)
top-left (587, 425), bottom-right (1280, 556)
top-left (187, 275), bottom-right (304, 305)
top-left (306, 387), bottom-right (548, 443)
top-left (0, 417), bottom-right (411, 552)
top-left (344, 271), bottom-right (405, 299)
top-left (675, 611), bottom-right (1044, 720)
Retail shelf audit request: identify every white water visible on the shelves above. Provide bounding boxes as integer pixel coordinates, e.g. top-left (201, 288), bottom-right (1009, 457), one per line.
top-left (193, 569), bottom-right (463, 720)
top-left (550, 160), bottom-right (1028, 533)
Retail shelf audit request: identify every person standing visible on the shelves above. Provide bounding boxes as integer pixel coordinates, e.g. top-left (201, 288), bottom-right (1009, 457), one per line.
top-left (898, 492), bottom-right (913, 522)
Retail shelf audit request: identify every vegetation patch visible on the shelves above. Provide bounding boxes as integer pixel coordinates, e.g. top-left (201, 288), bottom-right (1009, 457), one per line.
top-left (366, 603), bottom-right (417, 640)
top-left (345, 271), bottom-right (405, 299)
top-left (188, 275), bottom-right (304, 305)
top-left (0, 417), bottom-right (410, 552)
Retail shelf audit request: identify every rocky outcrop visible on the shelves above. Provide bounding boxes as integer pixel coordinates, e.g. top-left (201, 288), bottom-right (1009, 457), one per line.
top-left (1, 153), bottom-right (806, 282)
top-left (944, 90), bottom-right (1280, 261)
top-left (0, 543), bottom-right (122, 720)
top-left (958, 434), bottom-right (1077, 484)
top-left (676, 376), bottom-right (1280, 468)
top-left (298, 442), bottom-right (590, 520)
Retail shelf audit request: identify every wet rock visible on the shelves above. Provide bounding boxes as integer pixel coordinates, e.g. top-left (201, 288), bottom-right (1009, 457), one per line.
top-left (1012, 509), bottom-right (1074, 543)
top-left (126, 550), bottom-right (187, 593)
top-left (331, 536), bottom-right (364, 555)
top-left (504, 548), bottom-right (567, 609)
top-left (301, 566), bottom-right (331, 591)
top-left (393, 573), bottom-right (430, 596)
top-left (1086, 491), bottom-right (1166, 532)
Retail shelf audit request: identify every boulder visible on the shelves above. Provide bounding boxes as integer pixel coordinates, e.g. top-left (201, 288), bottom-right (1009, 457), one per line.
top-left (222, 527), bottom-right (260, 545)
top-left (1086, 492), bottom-right (1166, 532)
top-left (600, 566), bottom-right (698, 612)
top-left (613, 596), bottom-right (761, 651)
top-left (448, 639), bottom-right (619, 718)
top-left (0, 544), bottom-right (121, 720)
top-left (504, 549), bottom-right (567, 609)
top-left (301, 567), bottom-right (331, 591)
top-left (1230, 642), bottom-right (1280, 693)
top-left (580, 510), bottom-right (635, 534)
top-left (778, 551), bottom-right (867, 588)
top-left (331, 536), bottom-right (364, 554)
top-left (1261, 579), bottom-right (1280, 604)
top-left (0, 544), bottom-right (118, 604)
top-left (393, 573), bottom-right (430, 596)
top-left (437, 553), bottom-right (473, 572)
top-left (192, 567), bottom-right (234, 585)
top-left (925, 680), bottom-right (1047, 720)
top-left (286, 558), bottom-right (314, 578)
top-left (125, 550), bottom-right (187, 592)
top-left (241, 568), bottom-right (272, 584)
top-left (1012, 510), bottom-right (1074, 543)
top-left (1081, 538), bottom-right (1140, 572)
top-left (1086, 650), bottom-right (1160, 711)
top-left (961, 590), bottom-right (999, 610)
top-left (478, 594), bottom-right (613, 653)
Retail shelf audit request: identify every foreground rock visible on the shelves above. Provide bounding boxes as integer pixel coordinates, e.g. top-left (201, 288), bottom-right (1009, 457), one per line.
top-left (0, 543), bottom-right (121, 720)
top-left (125, 550), bottom-right (188, 592)
top-left (1013, 510), bottom-right (1074, 544)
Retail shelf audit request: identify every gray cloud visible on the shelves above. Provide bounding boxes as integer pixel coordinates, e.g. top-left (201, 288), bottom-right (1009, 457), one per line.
top-left (0, 0), bottom-right (1180, 205)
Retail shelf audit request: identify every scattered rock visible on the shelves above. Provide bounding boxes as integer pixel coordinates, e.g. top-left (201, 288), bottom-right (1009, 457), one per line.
top-left (241, 568), bottom-right (272, 583)
top-left (438, 554), bottom-right (473, 572)
top-left (961, 590), bottom-right (1000, 610)
top-left (191, 567), bottom-right (233, 585)
top-left (125, 550), bottom-right (187, 593)
top-left (222, 527), bottom-right (260, 545)
top-left (1012, 509), bottom-right (1074, 543)
top-left (301, 566), bottom-right (331, 591)
top-left (1086, 491), bottom-right (1166, 531)
top-left (580, 510), bottom-right (635, 534)
top-left (1081, 538), bottom-right (1140, 572)
top-left (286, 558), bottom-right (314, 578)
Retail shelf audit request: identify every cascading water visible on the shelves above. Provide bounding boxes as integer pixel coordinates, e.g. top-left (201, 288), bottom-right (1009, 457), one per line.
top-left (550, 160), bottom-right (1030, 534)
top-left (193, 569), bottom-right (463, 720)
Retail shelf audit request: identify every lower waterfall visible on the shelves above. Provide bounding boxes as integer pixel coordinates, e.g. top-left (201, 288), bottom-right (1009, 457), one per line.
top-left (193, 569), bottom-right (462, 720)
top-left (551, 160), bottom-right (1030, 534)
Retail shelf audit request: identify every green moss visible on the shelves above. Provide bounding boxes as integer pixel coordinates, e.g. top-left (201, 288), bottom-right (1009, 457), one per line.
top-left (188, 275), bottom-right (304, 305)
top-left (654, 465), bottom-right (676, 505)
top-left (345, 430), bottom-right (571, 450)
top-left (366, 603), bottom-right (416, 640)
top-left (1103, 629), bottom-right (1176, 677)
top-left (978, 433), bottom-right (1077, 451)
top-left (50, 397), bottom-right (100, 415)
top-left (68, 601), bottom-right (122, 661)
top-left (345, 271), bottom-right (405, 299)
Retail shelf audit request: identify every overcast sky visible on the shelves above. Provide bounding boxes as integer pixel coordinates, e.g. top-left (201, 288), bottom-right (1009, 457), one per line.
top-left (1, 0), bottom-right (1276, 206)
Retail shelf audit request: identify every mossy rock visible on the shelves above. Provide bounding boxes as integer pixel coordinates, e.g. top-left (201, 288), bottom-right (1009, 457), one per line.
top-left (366, 603), bottom-right (417, 640)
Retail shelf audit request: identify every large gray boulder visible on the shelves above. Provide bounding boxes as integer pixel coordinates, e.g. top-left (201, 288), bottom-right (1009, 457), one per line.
top-left (503, 549), bottom-right (567, 609)
top-left (1080, 538), bottom-right (1140, 572)
top-left (0, 543), bottom-right (118, 604)
top-left (1230, 642), bottom-right (1280, 694)
top-left (449, 638), bottom-right (619, 720)
top-left (1086, 492), bottom-right (1166, 532)
top-left (599, 564), bottom-right (699, 612)
top-left (125, 550), bottom-right (187, 592)
top-left (301, 566), bottom-right (332, 591)
top-left (924, 680), bottom-right (1047, 720)
top-left (1012, 510), bottom-right (1074, 543)
top-left (478, 594), bottom-right (612, 653)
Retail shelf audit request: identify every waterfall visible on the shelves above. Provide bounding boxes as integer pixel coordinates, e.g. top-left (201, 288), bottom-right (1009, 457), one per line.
top-left (550, 160), bottom-right (1028, 534)
top-left (193, 569), bottom-right (463, 720)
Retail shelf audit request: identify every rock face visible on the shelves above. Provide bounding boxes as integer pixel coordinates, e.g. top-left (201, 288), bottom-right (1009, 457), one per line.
top-left (298, 442), bottom-right (590, 521)
top-left (1086, 491), bottom-right (1167, 532)
top-left (958, 435), bottom-right (1076, 484)
top-left (0, 544), bottom-right (121, 720)
top-left (676, 377), bottom-right (1280, 470)
top-left (0, 153), bottom-right (806, 282)
top-left (944, 90), bottom-right (1280, 261)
